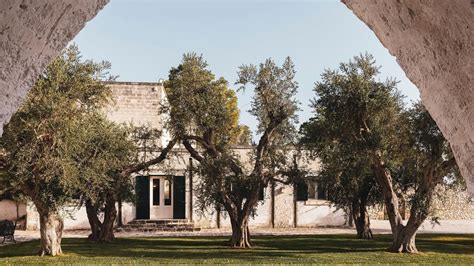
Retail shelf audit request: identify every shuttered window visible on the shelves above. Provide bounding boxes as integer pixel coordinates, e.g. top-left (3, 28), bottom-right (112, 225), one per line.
top-left (295, 181), bottom-right (308, 201)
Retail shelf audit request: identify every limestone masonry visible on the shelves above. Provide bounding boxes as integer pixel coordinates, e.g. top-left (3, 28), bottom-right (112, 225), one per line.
top-left (0, 0), bottom-right (109, 135)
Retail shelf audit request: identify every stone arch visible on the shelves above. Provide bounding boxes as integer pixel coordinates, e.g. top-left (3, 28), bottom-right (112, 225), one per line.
top-left (342, 0), bottom-right (473, 194)
top-left (0, 0), bottom-right (472, 193)
top-left (0, 0), bottom-right (108, 135)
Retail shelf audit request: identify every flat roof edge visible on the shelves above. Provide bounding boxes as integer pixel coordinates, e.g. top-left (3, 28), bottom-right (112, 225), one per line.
top-left (102, 80), bottom-right (163, 86)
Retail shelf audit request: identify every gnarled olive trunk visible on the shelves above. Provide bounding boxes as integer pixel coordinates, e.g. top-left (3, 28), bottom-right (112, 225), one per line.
top-left (352, 202), bottom-right (373, 240)
top-left (371, 153), bottom-right (414, 252)
top-left (347, 209), bottom-right (354, 227)
top-left (229, 215), bottom-right (252, 248)
top-left (38, 211), bottom-right (64, 256)
top-left (371, 151), bottom-right (439, 253)
top-left (85, 196), bottom-right (117, 242)
top-left (389, 224), bottom-right (419, 253)
top-left (222, 191), bottom-right (259, 249)
top-left (388, 172), bottom-right (436, 253)
top-left (85, 200), bottom-right (102, 241)
top-left (351, 178), bottom-right (373, 240)
top-left (99, 197), bottom-right (117, 242)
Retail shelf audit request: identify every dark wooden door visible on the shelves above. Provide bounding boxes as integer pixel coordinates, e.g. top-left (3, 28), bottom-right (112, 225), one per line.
top-left (135, 176), bottom-right (150, 219)
top-left (173, 176), bottom-right (186, 219)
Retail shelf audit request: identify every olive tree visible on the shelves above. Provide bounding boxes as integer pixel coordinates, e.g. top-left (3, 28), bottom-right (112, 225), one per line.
top-left (2, 44), bottom-right (180, 251)
top-left (305, 53), bottom-right (459, 253)
top-left (164, 53), bottom-right (302, 248)
top-left (302, 53), bottom-right (402, 246)
top-left (80, 118), bottom-right (177, 242)
top-left (70, 113), bottom-right (134, 242)
top-left (299, 59), bottom-right (385, 239)
top-left (1, 45), bottom-right (112, 256)
top-left (299, 123), bottom-right (379, 239)
top-left (387, 102), bottom-right (458, 253)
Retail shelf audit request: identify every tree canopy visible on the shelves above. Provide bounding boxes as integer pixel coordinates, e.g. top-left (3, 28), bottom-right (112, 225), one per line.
top-left (299, 53), bottom-right (398, 239)
top-left (300, 53), bottom-right (459, 253)
top-left (1, 45), bottom-right (119, 255)
top-left (165, 54), bottom-right (302, 248)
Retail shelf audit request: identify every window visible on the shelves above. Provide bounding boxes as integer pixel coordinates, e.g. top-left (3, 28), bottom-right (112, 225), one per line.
top-left (317, 182), bottom-right (328, 200)
top-left (164, 179), bottom-right (172, 205)
top-left (308, 182), bottom-right (317, 199)
top-left (152, 179), bottom-right (160, 206)
top-left (308, 181), bottom-right (327, 200)
top-left (295, 181), bottom-right (308, 201)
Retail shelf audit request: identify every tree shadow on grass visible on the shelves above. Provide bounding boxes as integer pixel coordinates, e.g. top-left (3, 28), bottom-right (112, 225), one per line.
top-left (0, 234), bottom-right (472, 260)
top-left (258, 234), bottom-right (474, 254)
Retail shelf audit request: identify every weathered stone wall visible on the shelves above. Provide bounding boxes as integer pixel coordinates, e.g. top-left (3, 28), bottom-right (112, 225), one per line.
top-left (431, 185), bottom-right (474, 220)
top-left (0, 0), bottom-right (108, 135)
top-left (341, 0), bottom-right (474, 194)
top-left (368, 185), bottom-right (474, 221)
top-left (104, 81), bottom-right (165, 129)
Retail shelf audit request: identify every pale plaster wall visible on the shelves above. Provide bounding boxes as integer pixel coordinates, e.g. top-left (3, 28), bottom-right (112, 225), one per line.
top-left (0, 200), bottom-right (26, 221)
top-left (26, 202), bottom-right (135, 230)
top-left (25, 203), bottom-right (38, 230)
top-left (20, 143), bottom-right (342, 230)
top-left (274, 184), bottom-right (296, 227)
top-left (214, 185), bottom-right (346, 229)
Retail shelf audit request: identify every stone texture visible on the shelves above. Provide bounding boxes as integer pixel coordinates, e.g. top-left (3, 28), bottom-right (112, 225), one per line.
top-left (342, 0), bottom-right (474, 194)
top-left (431, 185), bottom-right (474, 220)
top-left (0, 0), bottom-right (109, 135)
top-left (104, 81), bottom-right (165, 129)
top-left (369, 185), bottom-right (474, 220)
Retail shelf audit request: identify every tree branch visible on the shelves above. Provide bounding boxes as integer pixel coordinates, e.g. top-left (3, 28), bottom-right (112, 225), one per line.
top-left (183, 135), bottom-right (209, 148)
top-left (252, 119), bottom-right (281, 175)
top-left (437, 157), bottom-right (457, 177)
top-left (122, 138), bottom-right (178, 176)
top-left (183, 139), bottom-right (204, 162)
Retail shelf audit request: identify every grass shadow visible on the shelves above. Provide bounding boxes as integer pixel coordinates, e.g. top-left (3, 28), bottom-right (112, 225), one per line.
top-left (0, 234), bottom-right (472, 263)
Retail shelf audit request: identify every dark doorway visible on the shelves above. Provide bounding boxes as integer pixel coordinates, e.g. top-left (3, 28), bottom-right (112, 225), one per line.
top-left (135, 176), bottom-right (150, 219)
top-left (173, 176), bottom-right (186, 219)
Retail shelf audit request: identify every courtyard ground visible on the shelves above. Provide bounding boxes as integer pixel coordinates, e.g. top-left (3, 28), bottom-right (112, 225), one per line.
top-left (0, 234), bottom-right (473, 264)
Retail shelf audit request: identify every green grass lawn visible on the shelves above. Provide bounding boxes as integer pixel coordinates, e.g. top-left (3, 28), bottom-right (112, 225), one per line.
top-left (0, 234), bottom-right (473, 264)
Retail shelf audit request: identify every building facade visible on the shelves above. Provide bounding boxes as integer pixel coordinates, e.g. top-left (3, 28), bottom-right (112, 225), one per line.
top-left (3, 81), bottom-right (474, 231)
top-left (10, 81), bottom-right (346, 230)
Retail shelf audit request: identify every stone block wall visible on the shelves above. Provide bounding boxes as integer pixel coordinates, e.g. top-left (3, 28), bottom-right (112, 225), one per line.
top-left (431, 185), bottom-right (474, 220)
top-left (104, 81), bottom-right (165, 129)
top-left (368, 185), bottom-right (474, 221)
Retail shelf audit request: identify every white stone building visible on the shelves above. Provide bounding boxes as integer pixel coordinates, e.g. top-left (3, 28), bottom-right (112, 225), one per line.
top-left (1, 81), bottom-right (348, 230)
top-left (2, 81), bottom-right (473, 231)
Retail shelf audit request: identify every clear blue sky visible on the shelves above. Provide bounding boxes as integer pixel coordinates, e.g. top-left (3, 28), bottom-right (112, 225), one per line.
top-left (72, 0), bottom-right (420, 133)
